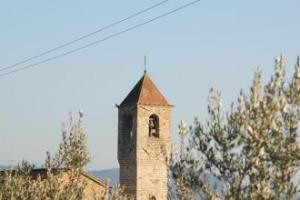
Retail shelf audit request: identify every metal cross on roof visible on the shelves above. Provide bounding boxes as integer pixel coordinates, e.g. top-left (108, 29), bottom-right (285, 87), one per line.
top-left (144, 54), bottom-right (147, 74)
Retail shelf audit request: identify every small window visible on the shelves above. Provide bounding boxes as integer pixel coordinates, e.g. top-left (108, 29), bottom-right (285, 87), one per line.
top-left (149, 114), bottom-right (159, 138)
top-left (123, 114), bottom-right (133, 138)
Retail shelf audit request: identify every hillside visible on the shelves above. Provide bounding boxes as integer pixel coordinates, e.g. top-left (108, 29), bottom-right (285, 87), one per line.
top-left (89, 168), bottom-right (119, 185)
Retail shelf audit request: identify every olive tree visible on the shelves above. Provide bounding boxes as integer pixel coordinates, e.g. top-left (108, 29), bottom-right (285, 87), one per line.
top-left (0, 112), bottom-right (130, 200)
top-left (170, 55), bottom-right (300, 200)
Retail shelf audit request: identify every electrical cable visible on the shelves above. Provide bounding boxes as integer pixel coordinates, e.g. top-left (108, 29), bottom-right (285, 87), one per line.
top-left (0, 0), bottom-right (200, 77)
top-left (0, 0), bottom-right (168, 72)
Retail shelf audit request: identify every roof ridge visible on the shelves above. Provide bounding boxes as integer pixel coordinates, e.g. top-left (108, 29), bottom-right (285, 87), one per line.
top-left (136, 74), bottom-right (147, 103)
top-left (119, 73), bottom-right (170, 107)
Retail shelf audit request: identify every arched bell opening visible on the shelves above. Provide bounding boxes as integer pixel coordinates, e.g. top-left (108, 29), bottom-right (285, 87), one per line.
top-left (149, 114), bottom-right (159, 138)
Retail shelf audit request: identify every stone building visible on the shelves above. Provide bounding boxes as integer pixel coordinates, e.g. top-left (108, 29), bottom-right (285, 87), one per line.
top-left (117, 71), bottom-right (172, 200)
top-left (31, 169), bottom-right (109, 200)
top-left (1, 168), bottom-right (109, 200)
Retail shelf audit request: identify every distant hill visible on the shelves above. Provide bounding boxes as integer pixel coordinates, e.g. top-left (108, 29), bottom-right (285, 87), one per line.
top-left (0, 165), bottom-right (119, 185)
top-left (89, 168), bottom-right (119, 185)
top-left (0, 165), bottom-right (14, 171)
top-left (0, 165), bottom-right (119, 184)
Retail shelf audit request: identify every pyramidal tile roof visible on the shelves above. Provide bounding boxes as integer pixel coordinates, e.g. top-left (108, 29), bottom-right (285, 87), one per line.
top-left (120, 72), bottom-right (171, 107)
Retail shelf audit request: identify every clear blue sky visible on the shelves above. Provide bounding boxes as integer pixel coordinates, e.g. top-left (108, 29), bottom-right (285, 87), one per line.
top-left (0, 0), bottom-right (299, 170)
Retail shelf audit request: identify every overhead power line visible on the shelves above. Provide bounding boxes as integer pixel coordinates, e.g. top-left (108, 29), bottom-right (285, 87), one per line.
top-left (0, 0), bottom-right (200, 78)
top-left (0, 0), bottom-right (168, 73)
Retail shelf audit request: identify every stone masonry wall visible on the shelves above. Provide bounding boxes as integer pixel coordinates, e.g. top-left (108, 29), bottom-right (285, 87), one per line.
top-left (136, 105), bottom-right (172, 200)
top-left (118, 104), bottom-right (172, 200)
top-left (118, 106), bottom-right (137, 198)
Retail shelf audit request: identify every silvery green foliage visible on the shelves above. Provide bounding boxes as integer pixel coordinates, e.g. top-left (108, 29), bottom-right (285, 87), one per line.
top-left (109, 185), bottom-right (132, 200)
top-left (50, 111), bottom-right (90, 169)
top-left (170, 55), bottom-right (300, 200)
top-left (0, 112), bottom-right (131, 200)
top-left (0, 112), bottom-right (89, 200)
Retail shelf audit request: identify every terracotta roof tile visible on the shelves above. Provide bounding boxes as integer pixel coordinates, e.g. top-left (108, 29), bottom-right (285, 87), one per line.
top-left (120, 72), bottom-right (170, 107)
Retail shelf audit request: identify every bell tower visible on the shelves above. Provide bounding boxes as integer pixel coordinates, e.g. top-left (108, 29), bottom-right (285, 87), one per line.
top-left (117, 71), bottom-right (172, 200)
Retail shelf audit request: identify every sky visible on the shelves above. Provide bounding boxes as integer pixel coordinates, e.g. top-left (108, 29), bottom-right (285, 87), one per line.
top-left (0, 0), bottom-right (300, 170)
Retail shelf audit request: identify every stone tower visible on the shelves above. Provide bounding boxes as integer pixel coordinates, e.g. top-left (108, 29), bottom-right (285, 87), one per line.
top-left (117, 72), bottom-right (172, 200)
